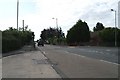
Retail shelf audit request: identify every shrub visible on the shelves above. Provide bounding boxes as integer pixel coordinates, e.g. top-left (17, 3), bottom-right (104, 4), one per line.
top-left (2, 27), bottom-right (33, 53)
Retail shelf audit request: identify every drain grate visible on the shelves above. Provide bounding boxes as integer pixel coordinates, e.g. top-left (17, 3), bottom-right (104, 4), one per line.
top-left (32, 59), bottom-right (49, 64)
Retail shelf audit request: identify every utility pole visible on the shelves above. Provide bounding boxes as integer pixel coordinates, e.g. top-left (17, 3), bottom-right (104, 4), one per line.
top-left (52, 18), bottom-right (59, 44)
top-left (56, 18), bottom-right (58, 28)
top-left (17, 0), bottom-right (19, 30)
top-left (52, 18), bottom-right (58, 28)
top-left (111, 9), bottom-right (117, 47)
top-left (22, 20), bottom-right (24, 31)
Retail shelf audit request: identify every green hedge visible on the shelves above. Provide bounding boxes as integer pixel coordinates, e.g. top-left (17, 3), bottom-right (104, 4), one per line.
top-left (2, 35), bottom-right (22, 53)
top-left (2, 28), bottom-right (33, 53)
top-left (99, 27), bottom-right (120, 47)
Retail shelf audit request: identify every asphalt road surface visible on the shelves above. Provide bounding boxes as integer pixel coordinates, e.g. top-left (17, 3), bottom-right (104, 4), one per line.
top-left (61, 46), bottom-right (118, 64)
top-left (38, 45), bottom-right (119, 78)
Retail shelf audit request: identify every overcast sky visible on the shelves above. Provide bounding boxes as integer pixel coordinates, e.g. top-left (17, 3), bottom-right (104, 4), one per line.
top-left (0, 0), bottom-right (119, 40)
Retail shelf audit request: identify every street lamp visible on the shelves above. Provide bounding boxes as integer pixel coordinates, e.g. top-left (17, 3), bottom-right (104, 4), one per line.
top-left (17, 0), bottom-right (19, 30)
top-left (52, 18), bottom-right (58, 28)
top-left (52, 18), bottom-right (59, 44)
top-left (111, 9), bottom-right (117, 47)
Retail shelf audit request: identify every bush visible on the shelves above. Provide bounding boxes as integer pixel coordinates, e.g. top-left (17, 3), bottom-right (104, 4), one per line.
top-left (2, 35), bottom-right (21, 53)
top-left (2, 27), bottom-right (33, 53)
top-left (99, 27), bottom-right (120, 47)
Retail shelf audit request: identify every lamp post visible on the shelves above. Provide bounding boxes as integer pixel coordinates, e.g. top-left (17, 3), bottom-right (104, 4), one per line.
top-left (17, 0), bottom-right (19, 30)
top-left (52, 18), bottom-right (58, 28)
top-left (52, 18), bottom-right (59, 44)
top-left (111, 9), bottom-right (117, 47)
top-left (22, 20), bottom-right (24, 31)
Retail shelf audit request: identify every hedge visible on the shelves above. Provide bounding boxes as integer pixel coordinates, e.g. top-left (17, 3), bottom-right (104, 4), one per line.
top-left (2, 28), bottom-right (33, 53)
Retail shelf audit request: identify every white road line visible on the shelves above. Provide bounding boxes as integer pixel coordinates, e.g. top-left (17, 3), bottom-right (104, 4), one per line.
top-left (64, 51), bottom-right (86, 58)
top-left (64, 51), bottom-right (69, 53)
top-left (100, 60), bottom-right (119, 65)
top-left (79, 55), bottom-right (86, 58)
top-left (64, 51), bottom-right (119, 65)
top-left (99, 52), bottom-right (104, 54)
top-left (69, 47), bottom-right (75, 48)
top-left (106, 49), bottom-right (111, 51)
top-left (73, 54), bottom-right (86, 58)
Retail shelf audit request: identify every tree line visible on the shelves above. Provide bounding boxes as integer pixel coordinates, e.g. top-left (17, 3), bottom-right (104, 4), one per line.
top-left (40, 27), bottom-right (66, 45)
top-left (40, 19), bottom-right (120, 47)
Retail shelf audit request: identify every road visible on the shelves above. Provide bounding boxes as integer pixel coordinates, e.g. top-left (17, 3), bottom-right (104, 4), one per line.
top-left (38, 45), bottom-right (119, 78)
top-left (59, 46), bottom-right (118, 64)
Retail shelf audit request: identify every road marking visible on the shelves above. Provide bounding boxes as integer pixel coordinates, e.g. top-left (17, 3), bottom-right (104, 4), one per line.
top-left (64, 51), bottom-right (86, 58)
top-left (79, 49), bottom-right (85, 50)
top-left (64, 51), bottom-right (69, 53)
top-left (64, 50), bottom-right (118, 65)
top-left (78, 55), bottom-right (86, 58)
top-left (69, 46), bottom-right (75, 48)
top-left (73, 54), bottom-right (86, 58)
top-left (106, 49), bottom-right (111, 51)
top-left (100, 60), bottom-right (119, 65)
top-left (99, 52), bottom-right (104, 54)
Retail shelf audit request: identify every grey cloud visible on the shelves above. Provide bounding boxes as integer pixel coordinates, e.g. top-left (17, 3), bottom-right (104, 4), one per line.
top-left (77, 1), bottom-right (119, 30)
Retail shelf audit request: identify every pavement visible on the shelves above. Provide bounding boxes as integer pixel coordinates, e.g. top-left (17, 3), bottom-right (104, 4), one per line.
top-left (2, 45), bottom-right (61, 78)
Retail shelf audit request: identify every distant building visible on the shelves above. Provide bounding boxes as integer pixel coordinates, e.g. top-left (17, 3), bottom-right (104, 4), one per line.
top-left (118, 1), bottom-right (120, 28)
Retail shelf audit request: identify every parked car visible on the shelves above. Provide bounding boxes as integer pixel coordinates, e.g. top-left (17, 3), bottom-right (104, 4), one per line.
top-left (37, 39), bottom-right (44, 46)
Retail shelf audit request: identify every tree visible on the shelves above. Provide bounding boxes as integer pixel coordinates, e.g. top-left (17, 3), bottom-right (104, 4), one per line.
top-left (99, 27), bottom-right (120, 46)
top-left (93, 22), bottom-right (105, 32)
top-left (40, 27), bottom-right (65, 44)
top-left (66, 19), bottom-right (90, 45)
top-left (117, 29), bottom-right (120, 46)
